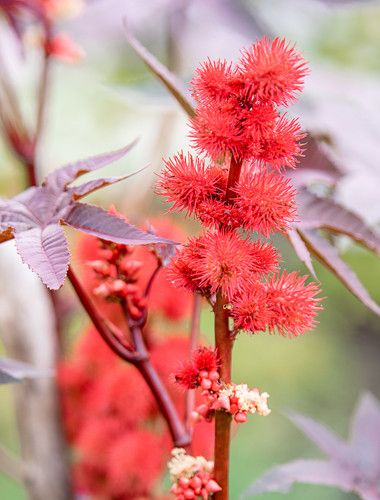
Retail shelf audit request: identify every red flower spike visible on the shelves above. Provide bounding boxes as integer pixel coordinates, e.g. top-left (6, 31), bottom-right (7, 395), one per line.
top-left (230, 283), bottom-right (271, 333)
top-left (265, 271), bottom-right (322, 337)
top-left (239, 102), bottom-right (278, 141)
top-left (234, 170), bottom-right (297, 236)
top-left (191, 58), bottom-right (243, 104)
top-left (170, 230), bottom-right (278, 299)
top-left (157, 153), bottom-right (225, 215)
top-left (195, 198), bottom-right (242, 229)
top-left (239, 37), bottom-right (309, 106)
top-left (190, 102), bottom-right (249, 160)
top-left (169, 241), bottom-right (205, 294)
top-left (259, 115), bottom-right (305, 171)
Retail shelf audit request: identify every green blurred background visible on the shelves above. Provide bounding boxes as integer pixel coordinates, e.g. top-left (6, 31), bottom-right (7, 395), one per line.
top-left (1, 0), bottom-right (380, 498)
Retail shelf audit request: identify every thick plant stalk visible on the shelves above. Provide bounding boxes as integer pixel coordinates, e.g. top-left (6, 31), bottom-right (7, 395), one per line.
top-left (213, 291), bottom-right (233, 499)
top-left (0, 244), bottom-right (73, 500)
top-left (214, 156), bottom-right (243, 500)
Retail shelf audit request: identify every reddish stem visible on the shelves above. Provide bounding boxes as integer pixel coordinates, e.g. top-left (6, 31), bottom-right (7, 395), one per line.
top-left (67, 267), bottom-right (140, 363)
top-left (213, 155), bottom-right (242, 500)
top-left (133, 324), bottom-right (191, 447)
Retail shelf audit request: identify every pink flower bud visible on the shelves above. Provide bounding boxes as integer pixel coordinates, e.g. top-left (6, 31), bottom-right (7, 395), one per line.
top-left (206, 479), bottom-right (222, 493)
top-left (234, 411), bottom-right (248, 423)
top-left (179, 477), bottom-right (190, 488)
top-left (93, 283), bottom-right (111, 298)
top-left (209, 370), bottom-right (219, 381)
top-left (201, 378), bottom-right (212, 390)
top-left (110, 279), bottom-right (128, 295)
top-left (120, 259), bottom-right (143, 275)
top-left (200, 488), bottom-right (208, 499)
top-left (171, 483), bottom-right (181, 494)
top-left (199, 370), bottom-right (209, 379)
top-left (184, 488), bottom-right (195, 499)
top-left (190, 475), bottom-right (202, 491)
top-left (88, 260), bottom-right (111, 276)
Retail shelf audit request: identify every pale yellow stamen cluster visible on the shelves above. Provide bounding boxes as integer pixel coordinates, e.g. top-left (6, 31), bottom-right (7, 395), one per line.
top-left (168, 448), bottom-right (214, 482)
top-left (220, 384), bottom-right (271, 416)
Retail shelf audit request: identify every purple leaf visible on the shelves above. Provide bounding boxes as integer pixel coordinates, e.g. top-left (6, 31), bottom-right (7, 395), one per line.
top-left (290, 133), bottom-right (342, 187)
top-left (69, 176), bottom-right (132, 199)
top-left (287, 229), bottom-right (316, 278)
top-left (297, 189), bottom-right (380, 255)
top-left (241, 459), bottom-right (354, 498)
top-left (287, 411), bottom-right (353, 466)
top-left (124, 26), bottom-right (195, 118)
top-left (299, 229), bottom-right (380, 316)
top-left (69, 165), bottom-right (148, 200)
top-left (350, 393), bottom-right (380, 481)
top-left (0, 199), bottom-right (39, 242)
top-left (14, 224), bottom-right (70, 290)
top-left (0, 357), bottom-right (52, 384)
top-left (64, 203), bottom-right (176, 246)
top-left (14, 187), bottom-right (71, 226)
top-left (43, 141), bottom-right (137, 192)
top-left (243, 394), bottom-right (380, 499)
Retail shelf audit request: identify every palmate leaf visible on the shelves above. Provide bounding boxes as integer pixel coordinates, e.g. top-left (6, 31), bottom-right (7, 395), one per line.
top-left (288, 187), bottom-right (380, 316)
top-left (286, 229), bottom-right (316, 278)
top-left (69, 175), bottom-right (132, 200)
top-left (241, 393), bottom-right (380, 500)
top-left (65, 203), bottom-right (173, 246)
top-left (350, 393), bottom-right (380, 481)
top-left (14, 225), bottom-right (70, 290)
top-left (290, 133), bottom-right (342, 187)
top-left (297, 188), bottom-right (380, 254)
top-left (0, 357), bottom-right (52, 384)
top-left (298, 229), bottom-right (380, 316)
top-left (43, 140), bottom-right (137, 192)
top-left (0, 198), bottom-right (38, 242)
top-left (242, 459), bottom-right (354, 498)
top-left (0, 143), bottom-right (175, 289)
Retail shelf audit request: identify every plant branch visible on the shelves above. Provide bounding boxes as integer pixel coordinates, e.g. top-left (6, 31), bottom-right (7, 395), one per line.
top-left (67, 267), bottom-right (140, 363)
top-left (121, 301), bottom-right (191, 447)
top-left (34, 41), bottom-right (52, 153)
top-left (144, 261), bottom-right (162, 297)
top-left (136, 341), bottom-right (191, 447)
top-left (0, 444), bottom-right (23, 482)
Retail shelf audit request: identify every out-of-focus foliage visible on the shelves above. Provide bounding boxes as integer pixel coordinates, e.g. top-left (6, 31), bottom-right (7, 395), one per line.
top-left (242, 393), bottom-right (380, 499)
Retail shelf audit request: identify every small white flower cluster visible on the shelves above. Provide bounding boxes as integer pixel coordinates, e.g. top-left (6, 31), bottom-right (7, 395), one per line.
top-left (220, 384), bottom-right (271, 417)
top-left (168, 448), bottom-right (214, 482)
